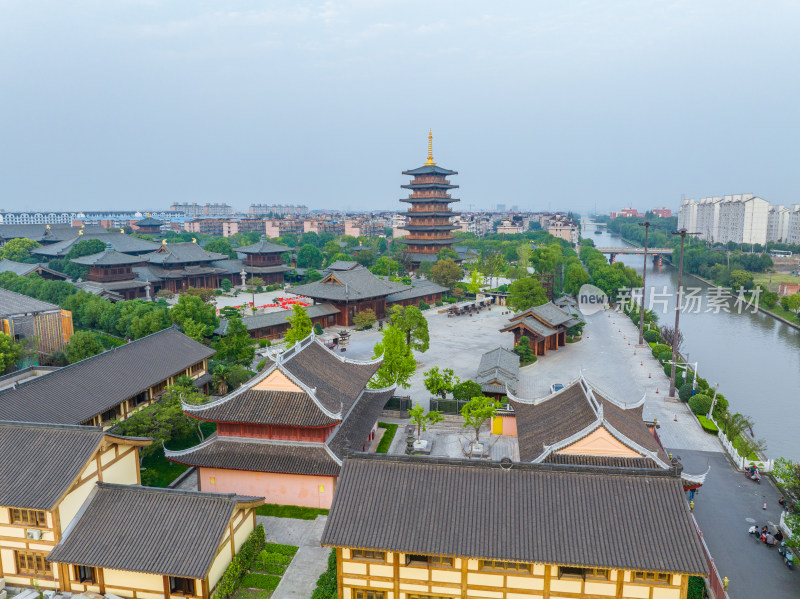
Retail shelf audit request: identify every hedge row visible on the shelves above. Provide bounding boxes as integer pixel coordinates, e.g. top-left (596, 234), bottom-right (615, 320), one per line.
top-left (213, 524), bottom-right (266, 599)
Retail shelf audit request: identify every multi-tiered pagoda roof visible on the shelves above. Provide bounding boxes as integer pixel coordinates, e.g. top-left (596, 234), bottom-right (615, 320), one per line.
top-left (398, 132), bottom-right (461, 265)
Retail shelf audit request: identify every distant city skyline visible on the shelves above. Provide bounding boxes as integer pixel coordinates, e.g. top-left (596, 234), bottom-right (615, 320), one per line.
top-left (1, 1), bottom-right (798, 213)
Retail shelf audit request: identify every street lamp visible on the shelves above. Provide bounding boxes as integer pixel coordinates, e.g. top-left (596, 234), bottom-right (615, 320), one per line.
top-left (668, 228), bottom-right (699, 399)
top-left (637, 221), bottom-right (651, 347)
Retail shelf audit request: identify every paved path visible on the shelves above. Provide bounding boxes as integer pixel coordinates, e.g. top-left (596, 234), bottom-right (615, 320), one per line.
top-left (259, 515), bottom-right (331, 599)
top-left (676, 449), bottom-right (800, 598)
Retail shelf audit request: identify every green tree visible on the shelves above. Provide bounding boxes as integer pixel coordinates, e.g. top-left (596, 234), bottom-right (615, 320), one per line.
top-left (514, 335), bottom-right (536, 364)
top-left (436, 247), bottom-right (459, 261)
top-left (369, 325), bottom-right (416, 389)
top-left (461, 395), bottom-right (501, 447)
top-left (423, 366), bottom-right (460, 399)
top-left (787, 293), bottom-right (800, 314)
top-left (204, 238), bottom-right (237, 258)
top-left (0, 332), bottom-right (23, 373)
top-left (390, 305), bottom-right (429, 354)
top-left (729, 269), bottom-right (754, 290)
top-left (0, 238), bottom-right (40, 263)
top-left (297, 244), bottom-right (324, 268)
top-left (507, 277), bottom-right (547, 311)
top-left (220, 278), bottom-right (232, 292)
top-left (65, 238), bottom-right (107, 260)
top-left (429, 258), bottom-right (462, 290)
top-left (301, 231), bottom-right (321, 248)
top-left (516, 243), bottom-right (531, 271)
top-left (183, 286), bottom-right (217, 303)
top-left (181, 319), bottom-right (209, 342)
top-left (467, 269), bottom-right (482, 295)
top-left (65, 330), bottom-right (102, 363)
top-left (170, 294), bottom-right (218, 338)
top-left (353, 308), bottom-right (377, 329)
top-left (688, 394), bottom-right (712, 416)
top-left (408, 404), bottom-right (445, 442)
top-left (564, 263), bottom-right (590, 295)
top-left (452, 380), bottom-right (482, 402)
top-left (371, 256), bottom-right (399, 277)
top-left (479, 252), bottom-right (505, 288)
top-left (213, 314), bottom-right (255, 366)
top-left (284, 304), bottom-right (313, 345)
top-left (354, 249), bottom-right (376, 267)
top-left (279, 232), bottom-right (298, 248)
top-left (213, 363), bottom-right (231, 395)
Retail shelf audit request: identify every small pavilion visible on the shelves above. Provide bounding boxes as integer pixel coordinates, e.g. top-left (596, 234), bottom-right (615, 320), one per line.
top-left (500, 301), bottom-right (582, 356)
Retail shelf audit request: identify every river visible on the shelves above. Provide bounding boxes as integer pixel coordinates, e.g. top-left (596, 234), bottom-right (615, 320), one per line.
top-left (585, 224), bottom-right (800, 460)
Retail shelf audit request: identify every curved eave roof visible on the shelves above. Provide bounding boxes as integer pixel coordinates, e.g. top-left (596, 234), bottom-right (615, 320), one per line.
top-left (402, 165), bottom-right (458, 176)
top-left (400, 198), bottom-right (460, 204)
top-left (398, 238), bottom-right (457, 246)
top-left (400, 225), bottom-right (459, 232)
top-left (400, 211), bottom-right (461, 218)
top-left (400, 183), bottom-right (459, 190)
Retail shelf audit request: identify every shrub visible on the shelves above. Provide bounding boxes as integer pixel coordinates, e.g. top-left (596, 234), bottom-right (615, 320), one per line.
top-left (697, 415), bottom-right (718, 435)
top-left (311, 550), bottom-right (337, 599)
top-left (258, 339), bottom-right (268, 348)
top-left (261, 562), bottom-right (287, 575)
top-left (239, 572), bottom-right (281, 591)
top-left (258, 551), bottom-right (293, 567)
top-left (696, 376), bottom-right (710, 390)
top-left (643, 329), bottom-right (660, 343)
top-left (435, 300), bottom-right (443, 307)
top-left (689, 393), bottom-right (712, 415)
top-left (678, 382), bottom-right (694, 402)
top-left (651, 343), bottom-right (670, 358)
top-left (256, 359), bottom-right (267, 371)
top-left (687, 575), bottom-right (707, 599)
top-left (264, 543), bottom-right (299, 557)
top-left (314, 322), bottom-right (324, 335)
top-left (657, 350), bottom-right (673, 364)
top-left (214, 524), bottom-right (266, 599)
top-left (215, 289), bottom-right (223, 295)
top-left (376, 422), bottom-right (398, 453)
top-left (712, 393), bottom-right (729, 420)
top-left (419, 301), bottom-right (430, 310)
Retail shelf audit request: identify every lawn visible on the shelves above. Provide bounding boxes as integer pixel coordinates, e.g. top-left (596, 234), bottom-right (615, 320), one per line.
top-left (376, 422), bottom-right (398, 453)
top-left (233, 543), bottom-right (299, 599)
top-left (255, 503), bottom-right (329, 520)
top-left (752, 272), bottom-right (800, 291)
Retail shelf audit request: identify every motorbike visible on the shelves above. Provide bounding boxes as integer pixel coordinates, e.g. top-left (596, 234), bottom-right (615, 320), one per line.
top-left (744, 466), bottom-right (761, 483)
top-left (778, 543), bottom-right (795, 569)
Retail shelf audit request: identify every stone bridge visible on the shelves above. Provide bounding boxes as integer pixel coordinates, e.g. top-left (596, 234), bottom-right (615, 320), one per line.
top-left (594, 247), bottom-right (674, 265)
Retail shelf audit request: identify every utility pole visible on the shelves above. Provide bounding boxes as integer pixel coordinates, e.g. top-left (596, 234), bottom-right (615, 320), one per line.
top-left (637, 221), bottom-right (651, 346)
top-left (668, 228), bottom-right (698, 399)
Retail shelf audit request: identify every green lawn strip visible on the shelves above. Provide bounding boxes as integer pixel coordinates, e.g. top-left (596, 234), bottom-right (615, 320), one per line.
top-left (255, 503), bottom-right (329, 520)
top-left (732, 434), bottom-right (759, 461)
top-left (696, 415), bottom-right (718, 435)
top-left (264, 543), bottom-right (299, 557)
top-left (376, 422), bottom-right (398, 453)
top-left (240, 573), bottom-right (281, 591)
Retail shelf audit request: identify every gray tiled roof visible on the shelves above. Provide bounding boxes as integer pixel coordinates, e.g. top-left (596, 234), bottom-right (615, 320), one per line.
top-left (47, 483), bottom-right (263, 579)
top-left (132, 217), bottom-right (164, 226)
top-left (188, 390), bottom-right (339, 427)
top-left (214, 304), bottom-right (338, 335)
top-left (518, 302), bottom-right (574, 327)
top-left (385, 279), bottom-right (448, 303)
top-left (0, 259), bottom-right (43, 277)
top-left (509, 379), bottom-right (668, 464)
top-left (0, 422), bottom-right (106, 510)
top-left (475, 347), bottom-right (519, 394)
top-left (70, 250), bottom-right (144, 266)
top-left (0, 288), bottom-right (61, 317)
top-left (211, 259), bottom-right (291, 276)
top-left (328, 387), bottom-right (394, 458)
top-left (143, 242), bottom-right (227, 264)
top-left (321, 455), bottom-right (708, 575)
top-left (501, 316), bottom-right (557, 338)
top-left (402, 164), bottom-right (458, 176)
top-left (237, 240), bottom-right (290, 255)
top-left (0, 224), bottom-right (106, 243)
top-left (167, 436), bottom-right (342, 476)
top-left (326, 261), bottom-right (361, 271)
top-left (31, 232), bottom-right (160, 257)
top-left (0, 328), bottom-right (215, 425)
top-left (289, 269), bottom-right (409, 301)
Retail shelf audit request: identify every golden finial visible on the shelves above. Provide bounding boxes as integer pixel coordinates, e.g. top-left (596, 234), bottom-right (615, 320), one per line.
top-left (192, 237), bottom-right (197, 243)
top-left (120, 228), bottom-right (125, 234)
top-left (78, 229), bottom-right (84, 235)
top-left (425, 129), bottom-right (436, 166)
top-left (162, 238), bottom-right (167, 245)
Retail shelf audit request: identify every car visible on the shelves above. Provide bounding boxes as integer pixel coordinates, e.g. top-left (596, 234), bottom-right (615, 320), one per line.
top-left (550, 383), bottom-right (564, 394)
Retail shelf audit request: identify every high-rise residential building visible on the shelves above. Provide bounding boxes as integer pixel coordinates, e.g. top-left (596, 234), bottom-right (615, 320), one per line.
top-left (170, 203), bottom-right (233, 218)
top-left (398, 132), bottom-right (460, 266)
top-left (678, 194), bottom-right (770, 245)
top-left (249, 204), bottom-right (309, 217)
top-left (651, 207), bottom-right (672, 218)
top-left (767, 205), bottom-right (793, 243)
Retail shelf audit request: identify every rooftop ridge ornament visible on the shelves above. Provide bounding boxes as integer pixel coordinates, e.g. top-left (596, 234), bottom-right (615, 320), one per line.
top-left (425, 129), bottom-right (436, 166)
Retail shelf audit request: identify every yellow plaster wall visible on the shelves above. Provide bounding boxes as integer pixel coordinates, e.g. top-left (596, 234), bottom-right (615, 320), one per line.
top-left (102, 449), bottom-right (139, 485)
top-left (103, 568), bottom-right (164, 592)
top-left (58, 477), bottom-right (98, 532)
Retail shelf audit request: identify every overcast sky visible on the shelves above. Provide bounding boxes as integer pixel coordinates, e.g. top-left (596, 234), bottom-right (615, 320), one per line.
top-left (1, 1), bottom-right (798, 214)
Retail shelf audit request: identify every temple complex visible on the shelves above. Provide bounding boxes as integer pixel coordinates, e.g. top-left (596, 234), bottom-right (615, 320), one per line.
top-left (398, 131), bottom-right (460, 268)
top-left (212, 238), bottom-right (291, 287)
top-left (167, 334), bottom-right (395, 508)
top-left (135, 241), bottom-right (227, 293)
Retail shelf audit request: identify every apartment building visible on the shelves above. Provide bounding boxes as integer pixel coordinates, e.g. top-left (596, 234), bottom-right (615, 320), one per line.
top-left (249, 204), bottom-right (309, 217)
top-left (170, 203), bottom-right (234, 218)
top-left (679, 194), bottom-right (770, 244)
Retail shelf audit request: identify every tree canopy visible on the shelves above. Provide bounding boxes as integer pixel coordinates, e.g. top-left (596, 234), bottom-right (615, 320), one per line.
top-left (423, 366), bottom-right (460, 399)
top-left (297, 244), bottom-right (324, 268)
top-left (369, 325), bottom-right (416, 389)
top-left (390, 305), bottom-right (429, 353)
top-left (461, 395), bottom-right (501, 446)
top-left (213, 314), bottom-right (255, 366)
top-left (65, 330), bottom-right (102, 363)
top-left (204, 238), bottom-right (237, 258)
top-left (0, 332), bottom-right (23, 373)
top-left (284, 304), bottom-right (313, 345)
top-left (0, 238), bottom-right (40, 263)
top-left (507, 277), bottom-right (548, 311)
top-left (429, 258), bottom-right (462, 290)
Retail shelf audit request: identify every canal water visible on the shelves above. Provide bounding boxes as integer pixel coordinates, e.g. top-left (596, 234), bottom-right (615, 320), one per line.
top-left (586, 224), bottom-right (800, 460)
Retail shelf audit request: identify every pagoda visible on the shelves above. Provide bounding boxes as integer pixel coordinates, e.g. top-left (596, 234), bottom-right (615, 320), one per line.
top-left (398, 131), bottom-right (460, 267)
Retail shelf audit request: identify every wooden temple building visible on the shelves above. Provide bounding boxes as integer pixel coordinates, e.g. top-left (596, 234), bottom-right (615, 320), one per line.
top-left (288, 262), bottom-right (446, 327)
top-left (475, 346), bottom-right (520, 404)
top-left (31, 231), bottom-right (161, 259)
top-left (214, 303), bottom-right (340, 341)
top-left (398, 131), bottom-right (460, 268)
top-left (501, 375), bottom-right (707, 491)
top-left (500, 301), bottom-right (583, 356)
top-left (167, 334), bottom-right (396, 508)
top-left (0, 259), bottom-right (70, 281)
top-left (72, 248), bottom-right (151, 301)
top-left (134, 241), bottom-right (227, 293)
top-left (322, 454), bottom-right (708, 599)
top-left (234, 238), bottom-right (291, 285)
top-left (131, 215), bottom-right (165, 235)
top-left (0, 327), bottom-right (214, 426)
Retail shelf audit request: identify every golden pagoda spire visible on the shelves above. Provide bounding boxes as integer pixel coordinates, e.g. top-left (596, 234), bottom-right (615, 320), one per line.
top-left (425, 129), bottom-right (436, 166)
